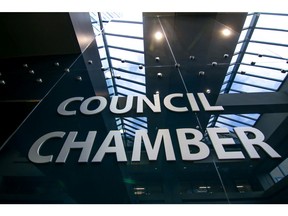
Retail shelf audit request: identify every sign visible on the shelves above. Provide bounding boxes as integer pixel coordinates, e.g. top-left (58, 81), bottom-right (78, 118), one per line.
top-left (28, 93), bottom-right (281, 163)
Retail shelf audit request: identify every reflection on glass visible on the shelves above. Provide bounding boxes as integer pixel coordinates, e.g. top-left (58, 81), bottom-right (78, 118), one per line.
top-left (222, 28), bottom-right (232, 36)
top-left (154, 31), bottom-right (163, 40)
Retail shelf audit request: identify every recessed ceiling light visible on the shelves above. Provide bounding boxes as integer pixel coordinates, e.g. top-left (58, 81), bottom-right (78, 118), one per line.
top-left (206, 89), bottom-right (211, 94)
top-left (222, 28), bottom-right (231, 36)
top-left (154, 31), bottom-right (163, 40)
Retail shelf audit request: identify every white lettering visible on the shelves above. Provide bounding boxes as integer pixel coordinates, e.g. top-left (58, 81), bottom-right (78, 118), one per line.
top-left (164, 93), bottom-right (188, 112)
top-left (136, 94), bottom-right (161, 113)
top-left (28, 131), bottom-right (65, 163)
top-left (56, 131), bottom-right (96, 163)
top-left (57, 97), bottom-right (84, 116)
top-left (80, 96), bottom-right (107, 115)
top-left (197, 93), bottom-right (224, 111)
top-left (176, 128), bottom-right (210, 160)
top-left (92, 130), bottom-right (127, 162)
top-left (131, 129), bottom-right (176, 161)
top-left (234, 127), bottom-right (281, 158)
top-left (207, 127), bottom-right (245, 159)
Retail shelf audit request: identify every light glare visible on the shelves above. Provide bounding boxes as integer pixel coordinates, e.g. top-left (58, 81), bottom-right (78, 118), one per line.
top-left (155, 31), bottom-right (163, 40)
top-left (222, 28), bottom-right (231, 36)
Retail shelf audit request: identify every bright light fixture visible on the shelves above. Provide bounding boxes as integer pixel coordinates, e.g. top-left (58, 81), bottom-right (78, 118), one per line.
top-left (206, 89), bottom-right (211, 94)
top-left (222, 28), bottom-right (231, 36)
top-left (154, 31), bottom-right (163, 40)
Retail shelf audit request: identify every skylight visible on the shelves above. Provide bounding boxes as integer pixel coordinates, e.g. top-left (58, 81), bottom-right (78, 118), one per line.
top-left (89, 12), bottom-right (147, 143)
top-left (210, 12), bottom-right (288, 132)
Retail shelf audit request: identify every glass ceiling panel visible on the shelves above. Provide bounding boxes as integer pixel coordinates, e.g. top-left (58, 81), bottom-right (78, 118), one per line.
top-left (243, 14), bottom-right (253, 28)
top-left (108, 47), bottom-right (145, 64)
top-left (113, 70), bottom-right (145, 83)
top-left (257, 14), bottom-right (288, 30)
top-left (241, 53), bottom-right (287, 70)
top-left (230, 82), bottom-right (272, 93)
top-left (251, 29), bottom-right (288, 45)
top-left (90, 12), bottom-right (147, 145)
top-left (234, 74), bottom-right (281, 90)
top-left (206, 13), bottom-right (288, 137)
top-left (237, 64), bottom-right (286, 80)
top-left (106, 35), bottom-right (144, 51)
top-left (234, 43), bottom-right (243, 54)
top-left (105, 22), bottom-right (143, 37)
top-left (246, 42), bottom-right (288, 59)
top-left (238, 29), bottom-right (248, 41)
top-left (115, 79), bottom-right (146, 93)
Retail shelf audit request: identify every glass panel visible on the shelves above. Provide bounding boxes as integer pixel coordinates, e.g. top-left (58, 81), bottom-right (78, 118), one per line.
top-left (243, 14), bottom-right (253, 28)
top-left (118, 13), bottom-right (143, 22)
top-left (215, 122), bottom-right (233, 131)
top-left (218, 116), bottom-right (246, 127)
top-left (109, 47), bottom-right (145, 64)
top-left (230, 54), bottom-right (238, 64)
top-left (114, 70), bottom-right (145, 84)
top-left (246, 42), bottom-right (288, 59)
top-left (116, 86), bottom-right (144, 96)
top-left (106, 35), bottom-right (144, 51)
top-left (124, 117), bottom-right (147, 128)
top-left (234, 74), bottom-right (281, 90)
top-left (98, 48), bottom-right (107, 58)
top-left (105, 22), bottom-right (143, 37)
top-left (238, 29), bottom-right (248, 41)
top-left (270, 167), bottom-right (285, 183)
top-left (257, 14), bottom-right (288, 30)
top-left (234, 43), bottom-right (243, 53)
top-left (231, 82), bottom-right (272, 93)
top-left (237, 64), bottom-right (286, 81)
top-left (112, 62), bottom-right (145, 74)
top-left (115, 79), bottom-right (146, 93)
top-left (242, 54), bottom-right (287, 70)
top-left (251, 29), bottom-right (288, 45)
top-left (239, 113), bottom-right (260, 120)
top-left (220, 83), bottom-right (227, 91)
top-left (124, 120), bottom-right (146, 130)
top-left (279, 158), bottom-right (288, 176)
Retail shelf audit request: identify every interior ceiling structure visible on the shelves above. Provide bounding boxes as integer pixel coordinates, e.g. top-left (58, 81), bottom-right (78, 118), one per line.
top-left (0, 12), bottom-right (288, 204)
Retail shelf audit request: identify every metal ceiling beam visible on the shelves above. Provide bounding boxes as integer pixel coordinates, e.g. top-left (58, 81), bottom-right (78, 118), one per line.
top-left (215, 91), bottom-right (288, 114)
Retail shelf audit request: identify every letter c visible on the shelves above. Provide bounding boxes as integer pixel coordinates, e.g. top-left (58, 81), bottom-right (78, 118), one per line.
top-left (57, 97), bottom-right (84, 116)
top-left (164, 93), bottom-right (188, 112)
top-left (28, 131), bottom-right (66, 163)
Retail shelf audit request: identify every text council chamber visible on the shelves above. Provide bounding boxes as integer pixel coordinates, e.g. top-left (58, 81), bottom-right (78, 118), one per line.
top-left (28, 127), bottom-right (281, 164)
top-left (28, 93), bottom-right (282, 164)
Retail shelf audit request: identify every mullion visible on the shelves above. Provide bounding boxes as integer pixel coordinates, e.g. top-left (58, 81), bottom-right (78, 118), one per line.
top-left (110, 20), bottom-right (143, 25)
top-left (124, 117), bottom-right (147, 127)
top-left (243, 52), bottom-right (287, 61)
top-left (237, 114), bottom-right (259, 121)
top-left (229, 88), bottom-right (245, 93)
top-left (216, 120), bottom-right (237, 129)
top-left (124, 125), bottom-right (139, 133)
top-left (134, 117), bottom-right (147, 124)
top-left (124, 118), bottom-right (147, 129)
top-left (108, 45), bottom-right (144, 54)
top-left (111, 57), bottom-right (143, 66)
top-left (240, 62), bottom-right (283, 72)
top-left (237, 71), bottom-right (283, 82)
top-left (124, 126), bottom-right (135, 134)
top-left (105, 32), bottom-right (143, 40)
top-left (113, 67), bottom-right (145, 77)
top-left (124, 121), bottom-right (145, 130)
